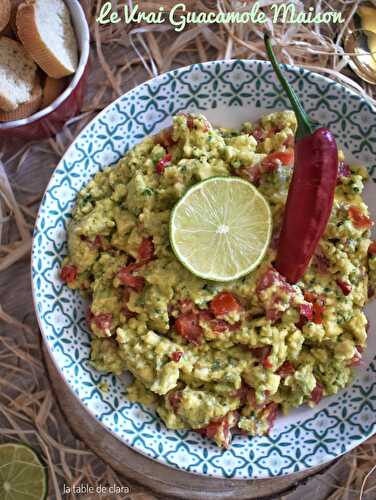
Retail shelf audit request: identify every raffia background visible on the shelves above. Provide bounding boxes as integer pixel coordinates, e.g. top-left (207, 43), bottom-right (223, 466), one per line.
top-left (1, 1), bottom-right (376, 498)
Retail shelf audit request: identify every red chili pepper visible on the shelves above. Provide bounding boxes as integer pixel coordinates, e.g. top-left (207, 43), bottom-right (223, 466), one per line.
top-left (348, 206), bottom-right (373, 229)
top-left (210, 292), bottom-right (241, 317)
top-left (368, 241), bottom-right (376, 255)
top-left (265, 34), bottom-right (338, 284)
top-left (61, 264), bottom-right (78, 283)
top-left (138, 237), bottom-right (155, 262)
top-left (156, 153), bottom-right (172, 174)
top-left (170, 351), bottom-right (183, 362)
top-left (336, 279), bottom-right (352, 296)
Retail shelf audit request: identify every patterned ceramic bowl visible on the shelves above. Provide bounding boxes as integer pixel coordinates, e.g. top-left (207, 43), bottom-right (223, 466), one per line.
top-left (32, 60), bottom-right (376, 479)
top-left (0, 0), bottom-right (89, 140)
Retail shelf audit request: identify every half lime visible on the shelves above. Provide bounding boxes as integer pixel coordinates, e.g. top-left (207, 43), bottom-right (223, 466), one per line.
top-left (0, 443), bottom-right (47, 500)
top-left (170, 176), bottom-right (272, 281)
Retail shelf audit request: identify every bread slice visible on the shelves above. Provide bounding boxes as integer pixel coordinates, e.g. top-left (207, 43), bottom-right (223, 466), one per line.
top-left (8, 0), bottom-right (23, 35)
top-left (16, 0), bottom-right (78, 79)
top-left (0, 73), bottom-right (41, 121)
top-left (0, 0), bottom-right (11, 33)
top-left (42, 75), bottom-right (66, 107)
top-left (0, 36), bottom-right (36, 111)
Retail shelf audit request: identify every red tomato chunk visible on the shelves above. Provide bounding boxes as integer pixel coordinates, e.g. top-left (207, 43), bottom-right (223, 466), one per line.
top-left (60, 265), bottom-right (77, 283)
top-left (348, 206), bottom-right (373, 229)
top-left (210, 292), bottom-right (241, 317)
top-left (138, 238), bottom-right (155, 262)
top-left (156, 153), bottom-right (172, 174)
top-left (175, 312), bottom-right (203, 345)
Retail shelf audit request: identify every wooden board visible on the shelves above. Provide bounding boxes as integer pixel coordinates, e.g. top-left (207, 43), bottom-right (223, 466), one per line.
top-left (43, 344), bottom-right (347, 500)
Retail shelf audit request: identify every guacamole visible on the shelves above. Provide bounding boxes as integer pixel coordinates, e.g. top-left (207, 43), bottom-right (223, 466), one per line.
top-left (61, 112), bottom-right (375, 448)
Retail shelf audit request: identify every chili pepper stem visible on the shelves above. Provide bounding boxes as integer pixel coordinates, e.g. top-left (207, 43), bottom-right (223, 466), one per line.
top-left (264, 33), bottom-right (314, 141)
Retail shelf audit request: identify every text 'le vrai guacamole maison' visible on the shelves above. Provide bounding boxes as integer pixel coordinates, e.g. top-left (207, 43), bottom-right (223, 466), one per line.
top-left (96, 2), bottom-right (345, 32)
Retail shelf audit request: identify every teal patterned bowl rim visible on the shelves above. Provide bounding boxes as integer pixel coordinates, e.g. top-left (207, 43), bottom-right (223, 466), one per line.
top-left (31, 59), bottom-right (376, 480)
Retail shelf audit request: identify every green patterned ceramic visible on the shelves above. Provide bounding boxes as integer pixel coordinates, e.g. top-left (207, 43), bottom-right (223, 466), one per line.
top-left (31, 60), bottom-right (376, 479)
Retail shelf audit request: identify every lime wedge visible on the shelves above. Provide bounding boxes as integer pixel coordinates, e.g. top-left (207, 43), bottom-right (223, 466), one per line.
top-left (170, 176), bottom-right (272, 281)
top-left (0, 443), bottom-right (47, 500)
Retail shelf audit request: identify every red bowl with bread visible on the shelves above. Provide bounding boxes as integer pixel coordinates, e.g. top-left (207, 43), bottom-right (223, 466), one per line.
top-left (0, 0), bottom-right (89, 140)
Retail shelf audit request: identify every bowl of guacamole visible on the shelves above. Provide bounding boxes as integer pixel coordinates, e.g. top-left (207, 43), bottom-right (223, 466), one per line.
top-left (32, 60), bottom-right (376, 479)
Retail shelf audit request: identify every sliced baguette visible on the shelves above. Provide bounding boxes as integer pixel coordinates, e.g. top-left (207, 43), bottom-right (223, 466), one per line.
top-left (8, 0), bottom-right (23, 35)
top-left (42, 75), bottom-right (66, 107)
top-left (0, 35), bottom-right (36, 111)
top-left (0, 74), bottom-right (41, 121)
top-left (16, 0), bottom-right (78, 79)
top-left (0, 0), bottom-right (11, 33)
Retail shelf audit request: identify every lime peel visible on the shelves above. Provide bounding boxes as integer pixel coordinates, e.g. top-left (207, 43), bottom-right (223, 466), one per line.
top-left (0, 443), bottom-right (47, 500)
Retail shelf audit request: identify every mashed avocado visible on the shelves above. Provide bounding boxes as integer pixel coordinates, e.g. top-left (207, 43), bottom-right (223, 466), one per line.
top-left (61, 112), bottom-right (375, 448)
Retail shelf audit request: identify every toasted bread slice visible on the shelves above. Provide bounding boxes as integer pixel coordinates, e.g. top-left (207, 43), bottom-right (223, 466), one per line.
top-left (0, 0), bottom-right (11, 33)
top-left (8, 0), bottom-right (23, 35)
top-left (0, 73), bottom-right (41, 121)
top-left (16, 0), bottom-right (78, 79)
top-left (42, 75), bottom-right (66, 108)
top-left (0, 35), bottom-right (36, 111)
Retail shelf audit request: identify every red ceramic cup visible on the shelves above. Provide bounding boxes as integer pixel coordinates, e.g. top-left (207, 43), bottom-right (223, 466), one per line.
top-left (0, 0), bottom-right (90, 140)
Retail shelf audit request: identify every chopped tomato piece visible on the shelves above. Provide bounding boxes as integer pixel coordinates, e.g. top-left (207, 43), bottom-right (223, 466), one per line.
top-left (336, 279), bottom-right (352, 296)
top-left (236, 164), bottom-right (262, 185)
top-left (312, 302), bottom-right (325, 324)
top-left (251, 346), bottom-right (273, 369)
top-left (348, 354), bottom-right (362, 367)
top-left (170, 351), bottom-right (183, 362)
top-left (310, 382), bottom-right (324, 404)
top-left (263, 402), bottom-right (279, 433)
top-left (299, 302), bottom-right (313, 321)
top-left (251, 128), bottom-right (266, 142)
top-left (231, 382), bottom-right (249, 404)
top-left (368, 241), bottom-right (376, 255)
top-left (175, 312), bottom-right (203, 345)
top-left (303, 291), bottom-right (317, 303)
top-left (155, 129), bottom-right (176, 148)
top-left (348, 206), bottom-right (373, 229)
top-left (261, 150), bottom-right (294, 171)
top-left (277, 361), bottom-right (295, 377)
top-left (122, 306), bottom-right (136, 319)
top-left (256, 267), bottom-right (284, 293)
top-left (179, 299), bottom-right (198, 314)
top-left (198, 412), bottom-right (238, 448)
top-left (210, 292), bottom-right (241, 317)
top-left (61, 264), bottom-right (77, 283)
top-left (199, 309), bottom-right (241, 333)
top-left (156, 153), bottom-right (172, 174)
top-left (168, 391), bottom-right (182, 412)
top-left (138, 238), bottom-right (154, 262)
top-left (117, 267), bottom-right (145, 292)
top-left (302, 291), bottom-right (325, 324)
top-left (93, 313), bottom-right (112, 332)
